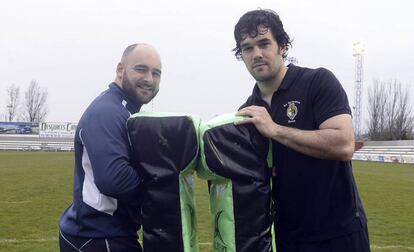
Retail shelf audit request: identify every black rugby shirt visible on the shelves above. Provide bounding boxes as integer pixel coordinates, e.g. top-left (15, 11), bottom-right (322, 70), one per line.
top-left (240, 64), bottom-right (367, 242)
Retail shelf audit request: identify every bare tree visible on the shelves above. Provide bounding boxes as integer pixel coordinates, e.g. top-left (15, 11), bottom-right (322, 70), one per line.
top-left (366, 79), bottom-right (413, 140)
top-left (393, 82), bottom-right (414, 139)
top-left (6, 84), bottom-right (20, 121)
top-left (366, 79), bottom-right (386, 140)
top-left (24, 80), bottom-right (48, 123)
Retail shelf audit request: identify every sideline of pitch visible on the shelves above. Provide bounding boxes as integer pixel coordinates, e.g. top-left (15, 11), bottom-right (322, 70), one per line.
top-left (0, 200), bottom-right (31, 204)
top-left (0, 238), bottom-right (413, 251)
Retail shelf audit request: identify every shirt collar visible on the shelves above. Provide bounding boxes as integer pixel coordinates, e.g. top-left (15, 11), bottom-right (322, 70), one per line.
top-left (279, 63), bottom-right (300, 91)
top-left (250, 63), bottom-right (300, 102)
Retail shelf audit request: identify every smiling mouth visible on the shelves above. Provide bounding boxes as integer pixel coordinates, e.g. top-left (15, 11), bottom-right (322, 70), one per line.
top-left (253, 63), bottom-right (267, 68)
top-left (137, 85), bottom-right (153, 92)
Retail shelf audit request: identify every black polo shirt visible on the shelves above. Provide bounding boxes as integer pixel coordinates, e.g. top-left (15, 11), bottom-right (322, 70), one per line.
top-left (240, 64), bottom-right (367, 242)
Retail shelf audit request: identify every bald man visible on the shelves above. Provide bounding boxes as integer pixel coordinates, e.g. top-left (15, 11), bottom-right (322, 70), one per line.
top-left (59, 43), bottom-right (162, 252)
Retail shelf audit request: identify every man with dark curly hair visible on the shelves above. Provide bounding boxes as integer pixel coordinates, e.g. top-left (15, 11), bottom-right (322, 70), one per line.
top-left (234, 9), bottom-right (370, 252)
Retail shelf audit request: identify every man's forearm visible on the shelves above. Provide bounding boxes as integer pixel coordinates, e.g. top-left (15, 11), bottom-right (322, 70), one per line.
top-left (271, 124), bottom-right (354, 161)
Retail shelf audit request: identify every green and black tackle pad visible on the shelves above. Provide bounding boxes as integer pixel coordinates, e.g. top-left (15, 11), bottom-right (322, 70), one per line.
top-left (197, 113), bottom-right (274, 252)
top-left (127, 112), bottom-right (201, 252)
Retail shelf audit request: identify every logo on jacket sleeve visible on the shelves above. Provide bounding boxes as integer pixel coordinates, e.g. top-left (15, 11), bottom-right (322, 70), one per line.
top-left (284, 101), bottom-right (300, 123)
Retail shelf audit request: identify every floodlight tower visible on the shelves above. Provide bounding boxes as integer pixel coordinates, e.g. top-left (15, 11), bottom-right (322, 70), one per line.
top-left (352, 42), bottom-right (364, 139)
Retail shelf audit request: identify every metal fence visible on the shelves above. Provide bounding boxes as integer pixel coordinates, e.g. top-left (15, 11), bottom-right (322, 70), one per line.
top-left (353, 145), bottom-right (414, 164)
top-left (1, 136), bottom-right (413, 164)
top-left (0, 135), bottom-right (74, 152)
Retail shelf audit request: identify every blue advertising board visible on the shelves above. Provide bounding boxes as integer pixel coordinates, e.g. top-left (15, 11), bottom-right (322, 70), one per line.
top-left (0, 122), bottom-right (39, 135)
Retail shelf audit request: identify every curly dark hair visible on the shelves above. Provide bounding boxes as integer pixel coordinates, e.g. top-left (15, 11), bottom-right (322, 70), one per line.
top-left (233, 9), bottom-right (292, 60)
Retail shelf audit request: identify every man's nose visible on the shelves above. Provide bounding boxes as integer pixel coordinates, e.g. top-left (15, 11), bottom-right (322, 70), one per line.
top-left (142, 71), bottom-right (154, 84)
top-left (252, 47), bottom-right (263, 60)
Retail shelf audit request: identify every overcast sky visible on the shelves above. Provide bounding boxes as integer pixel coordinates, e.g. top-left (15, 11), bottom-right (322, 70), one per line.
top-left (1, 0), bottom-right (413, 125)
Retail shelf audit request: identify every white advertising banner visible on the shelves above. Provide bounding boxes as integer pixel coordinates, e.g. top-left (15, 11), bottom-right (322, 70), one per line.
top-left (40, 122), bottom-right (77, 138)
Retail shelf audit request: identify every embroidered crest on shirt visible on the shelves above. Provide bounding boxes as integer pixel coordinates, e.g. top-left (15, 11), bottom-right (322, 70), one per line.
top-left (284, 101), bottom-right (300, 123)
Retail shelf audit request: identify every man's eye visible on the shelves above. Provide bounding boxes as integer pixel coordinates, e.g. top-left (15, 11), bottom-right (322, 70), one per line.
top-left (242, 46), bottom-right (252, 52)
top-left (135, 68), bottom-right (146, 72)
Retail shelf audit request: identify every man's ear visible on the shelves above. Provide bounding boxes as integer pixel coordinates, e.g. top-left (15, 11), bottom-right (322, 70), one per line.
top-left (116, 62), bottom-right (124, 80)
top-left (279, 46), bottom-right (287, 56)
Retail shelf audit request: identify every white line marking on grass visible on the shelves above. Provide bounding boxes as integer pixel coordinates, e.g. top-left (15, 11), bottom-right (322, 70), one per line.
top-left (198, 242), bottom-right (414, 250)
top-left (198, 243), bottom-right (414, 250)
top-left (0, 201), bottom-right (31, 204)
top-left (0, 238), bottom-right (57, 244)
top-left (1, 238), bottom-right (412, 251)
top-left (371, 245), bottom-right (414, 250)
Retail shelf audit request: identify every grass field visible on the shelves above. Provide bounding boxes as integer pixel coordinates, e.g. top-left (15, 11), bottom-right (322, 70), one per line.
top-left (0, 152), bottom-right (413, 252)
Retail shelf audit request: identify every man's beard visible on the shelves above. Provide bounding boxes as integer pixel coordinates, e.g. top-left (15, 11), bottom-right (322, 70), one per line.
top-left (253, 71), bottom-right (277, 83)
top-left (121, 73), bottom-right (157, 106)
